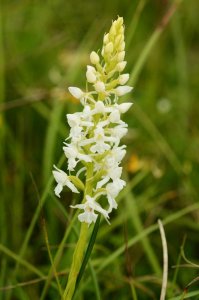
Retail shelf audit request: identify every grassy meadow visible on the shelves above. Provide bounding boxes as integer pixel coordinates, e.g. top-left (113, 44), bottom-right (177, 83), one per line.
top-left (0, 0), bottom-right (199, 299)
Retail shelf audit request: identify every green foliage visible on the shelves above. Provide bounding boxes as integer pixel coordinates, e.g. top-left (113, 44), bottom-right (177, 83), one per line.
top-left (0, 0), bottom-right (199, 299)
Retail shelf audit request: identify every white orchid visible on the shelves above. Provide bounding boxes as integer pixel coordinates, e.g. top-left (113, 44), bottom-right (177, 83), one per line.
top-left (63, 143), bottom-right (92, 171)
top-left (106, 179), bottom-right (126, 213)
top-left (53, 16), bottom-right (133, 225)
top-left (53, 166), bottom-right (79, 197)
top-left (96, 166), bottom-right (123, 189)
top-left (71, 195), bottom-right (110, 225)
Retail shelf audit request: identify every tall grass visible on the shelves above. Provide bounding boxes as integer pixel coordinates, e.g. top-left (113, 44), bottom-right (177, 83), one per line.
top-left (0, 0), bottom-right (199, 299)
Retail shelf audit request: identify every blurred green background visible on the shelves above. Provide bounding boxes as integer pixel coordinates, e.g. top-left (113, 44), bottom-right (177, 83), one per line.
top-left (0, 0), bottom-right (199, 299)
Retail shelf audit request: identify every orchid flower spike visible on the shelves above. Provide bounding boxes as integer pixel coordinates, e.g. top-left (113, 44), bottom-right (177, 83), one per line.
top-left (53, 16), bottom-right (133, 225)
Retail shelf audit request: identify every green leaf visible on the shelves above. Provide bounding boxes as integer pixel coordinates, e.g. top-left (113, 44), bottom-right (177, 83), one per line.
top-left (75, 215), bottom-right (101, 291)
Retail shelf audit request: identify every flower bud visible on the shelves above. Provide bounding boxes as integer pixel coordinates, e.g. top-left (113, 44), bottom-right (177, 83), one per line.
top-left (67, 114), bottom-right (80, 127)
top-left (115, 85), bottom-right (133, 96)
top-left (95, 101), bottom-right (105, 113)
top-left (116, 61), bottom-right (127, 72)
top-left (117, 17), bottom-right (123, 26)
top-left (68, 87), bottom-right (84, 99)
top-left (119, 26), bottom-right (124, 33)
top-left (86, 66), bottom-right (96, 83)
top-left (103, 33), bottom-right (109, 44)
top-left (94, 81), bottom-right (105, 93)
top-left (118, 73), bottom-right (129, 85)
top-left (115, 34), bottom-right (122, 47)
top-left (90, 51), bottom-right (100, 64)
top-left (119, 41), bottom-right (125, 51)
top-left (109, 110), bottom-right (120, 123)
top-left (118, 102), bottom-right (133, 113)
top-left (109, 24), bottom-right (116, 36)
top-left (117, 51), bottom-right (125, 62)
top-left (105, 42), bottom-right (113, 54)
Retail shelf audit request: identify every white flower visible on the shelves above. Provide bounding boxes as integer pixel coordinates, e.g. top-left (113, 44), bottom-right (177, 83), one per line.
top-left (106, 183), bottom-right (118, 212)
top-left (111, 146), bottom-right (126, 162)
top-left (96, 166), bottom-right (123, 189)
top-left (90, 126), bottom-right (111, 153)
top-left (109, 123), bottom-right (128, 140)
top-left (52, 166), bottom-right (79, 197)
top-left (91, 123), bottom-right (118, 153)
top-left (79, 123), bottom-right (116, 154)
top-left (68, 87), bottom-right (84, 99)
top-left (67, 112), bottom-right (93, 128)
top-left (67, 113), bottom-right (81, 127)
top-left (105, 146), bottom-right (126, 167)
top-left (68, 126), bottom-right (83, 144)
top-left (115, 85), bottom-right (133, 96)
top-left (106, 179), bottom-right (126, 212)
top-left (71, 195), bottom-right (109, 225)
top-left (63, 144), bottom-right (92, 171)
top-left (82, 105), bottom-right (93, 122)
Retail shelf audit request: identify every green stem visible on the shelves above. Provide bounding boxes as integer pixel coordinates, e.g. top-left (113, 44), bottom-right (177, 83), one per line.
top-left (63, 222), bottom-right (89, 300)
top-left (63, 163), bottom-right (93, 300)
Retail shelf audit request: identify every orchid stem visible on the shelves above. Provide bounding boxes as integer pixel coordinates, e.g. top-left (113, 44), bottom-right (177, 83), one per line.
top-left (63, 222), bottom-right (89, 300)
top-left (63, 164), bottom-right (93, 300)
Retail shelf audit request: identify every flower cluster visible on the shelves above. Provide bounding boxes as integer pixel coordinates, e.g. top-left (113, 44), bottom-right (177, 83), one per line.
top-left (53, 17), bottom-right (133, 225)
